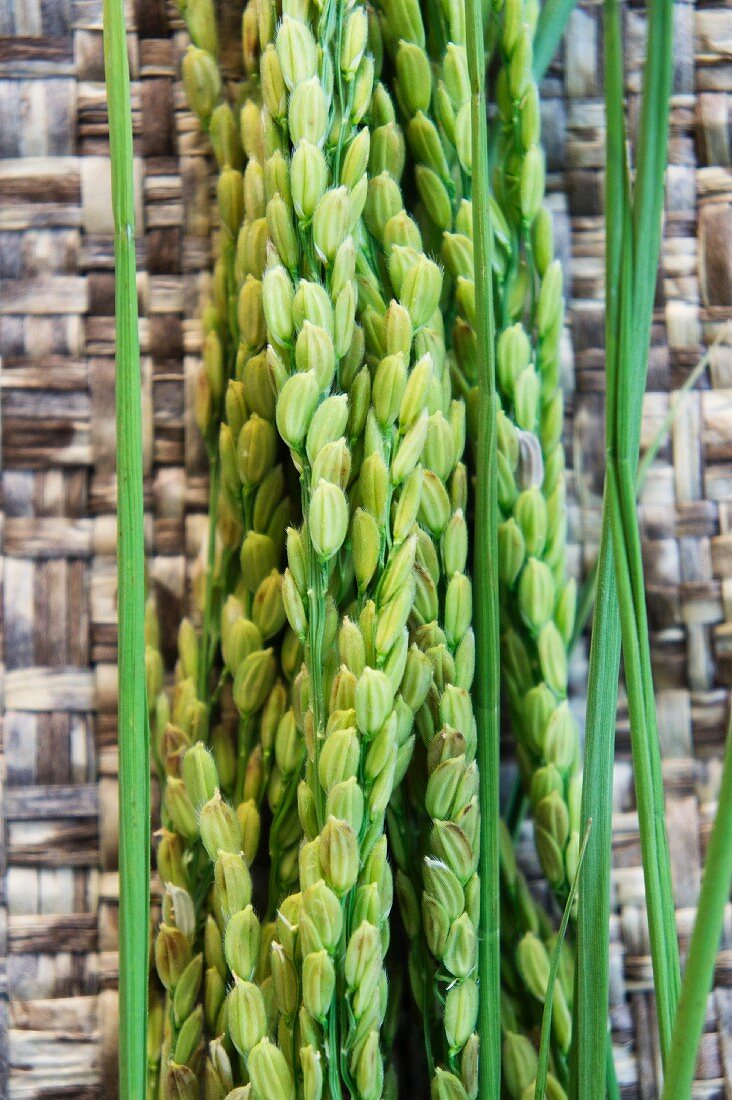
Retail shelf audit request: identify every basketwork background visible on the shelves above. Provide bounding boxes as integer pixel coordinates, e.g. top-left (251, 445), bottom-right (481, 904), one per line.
top-left (0, 0), bottom-right (730, 1096)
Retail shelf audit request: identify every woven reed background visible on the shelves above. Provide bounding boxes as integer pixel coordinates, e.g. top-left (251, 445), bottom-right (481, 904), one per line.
top-left (0, 0), bottom-right (730, 1096)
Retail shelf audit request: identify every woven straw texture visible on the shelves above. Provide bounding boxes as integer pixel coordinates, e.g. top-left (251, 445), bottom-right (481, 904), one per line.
top-left (0, 0), bottom-right (730, 1096)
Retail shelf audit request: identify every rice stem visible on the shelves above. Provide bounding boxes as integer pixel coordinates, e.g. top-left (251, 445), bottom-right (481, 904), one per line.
top-left (102, 1), bottom-right (149, 1094)
top-left (574, 0), bottom-right (678, 1086)
top-left (661, 723), bottom-right (732, 1097)
top-left (466, 0), bottom-right (501, 1092)
top-left (571, 521), bottom-right (620, 1100)
top-left (536, 821), bottom-right (592, 1100)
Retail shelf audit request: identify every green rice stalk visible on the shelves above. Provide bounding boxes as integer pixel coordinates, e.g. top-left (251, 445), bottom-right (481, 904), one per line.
top-left (360, 27), bottom-right (485, 1098)
top-left (571, 329), bottom-right (724, 653)
top-left (375, 0), bottom-right (571, 1085)
top-left (490, 0), bottom-right (581, 911)
top-left (636, 330), bottom-right (727, 486)
top-left (570, 522), bottom-right (620, 1100)
top-left (380, 0), bottom-right (580, 908)
top-left (152, 4), bottom-right (303, 1092)
top-left (345, 87), bottom-right (475, 1100)
top-left (261, 0), bottom-right (397, 1093)
top-left (386, 19), bottom-right (581, 1081)
top-left (382, 3), bottom-right (615, 1092)
top-left (137, 1), bottom-right (688, 1098)
top-left (465, 0), bottom-right (502, 1086)
top-left (661, 723), bottom-right (732, 1097)
top-left (102, 1), bottom-right (149, 1094)
top-left (144, 602), bottom-right (169, 1100)
top-left (574, 0), bottom-right (676, 1088)
top-left (570, 1), bottom-right (625, 1088)
top-left (266, 17), bottom-right (469, 1095)
top-left (601, 0), bottom-right (680, 1062)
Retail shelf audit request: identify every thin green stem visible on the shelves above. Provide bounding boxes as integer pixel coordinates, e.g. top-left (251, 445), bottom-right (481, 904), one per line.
top-left (574, 0), bottom-right (677, 1084)
top-left (610, 462), bottom-right (680, 1055)
top-left (628, 0), bottom-right (675, 416)
top-left (466, 0), bottom-right (501, 1093)
top-left (306, 553), bottom-right (328, 831)
top-left (536, 822), bottom-right (592, 1100)
top-left (604, 0), bottom-right (680, 1059)
top-left (103, 2), bottom-right (149, 1096)
top-left (661, 725), bottom-right (732, 1098)
top-left (636, 334), bottom-right (722, 486)
top-left (571, 520), bottom-right (620, 1100)
top-left (571, 333), bottom-right (721, 651)
top-left (570, 556), bottom-right (599, 654)
top-left (301, 480), bottom-right (340, 1098)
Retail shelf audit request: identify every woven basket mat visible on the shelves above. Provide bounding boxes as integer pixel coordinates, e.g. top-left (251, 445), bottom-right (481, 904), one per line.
top-left (0, 0), bottom-right (730, 1096)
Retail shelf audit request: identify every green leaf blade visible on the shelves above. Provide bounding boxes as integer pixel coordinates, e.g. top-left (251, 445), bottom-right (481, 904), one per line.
top-left (103, 2), bottom-right (150, 1095)
top-left (533, 0), bottom-right (577, 80)
top-left (571, 521), bottom-right (621, 1100)
top-left (662, 726), bottom-right (732, 1097)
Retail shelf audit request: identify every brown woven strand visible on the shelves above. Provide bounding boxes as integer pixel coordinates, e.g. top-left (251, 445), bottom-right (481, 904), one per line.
top-left (0, 0), bottom-right (730, 1097)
